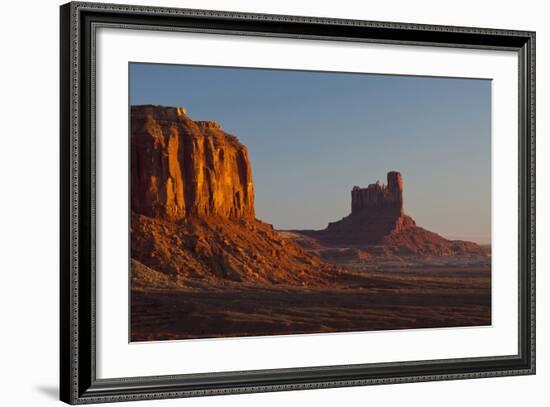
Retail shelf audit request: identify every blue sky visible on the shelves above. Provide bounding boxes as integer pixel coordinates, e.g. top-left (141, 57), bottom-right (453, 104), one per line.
top-left (130, 63), bottom-right (491, 244)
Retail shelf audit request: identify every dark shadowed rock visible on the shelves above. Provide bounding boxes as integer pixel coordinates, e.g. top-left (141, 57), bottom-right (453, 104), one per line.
top-left (351, 171), bottom-right (403, 217)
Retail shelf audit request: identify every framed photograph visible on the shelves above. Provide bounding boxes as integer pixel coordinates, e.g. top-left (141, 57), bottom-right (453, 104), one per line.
top-left (60, 1), bottom-right (535, 404)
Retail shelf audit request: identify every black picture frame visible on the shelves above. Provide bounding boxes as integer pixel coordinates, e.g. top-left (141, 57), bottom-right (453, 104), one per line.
top-left (60, 1), bottom-right (536, 404)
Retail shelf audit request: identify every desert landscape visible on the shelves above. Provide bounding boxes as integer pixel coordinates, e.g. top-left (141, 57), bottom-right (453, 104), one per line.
top-left (129, 105), bottom-right (491, 341)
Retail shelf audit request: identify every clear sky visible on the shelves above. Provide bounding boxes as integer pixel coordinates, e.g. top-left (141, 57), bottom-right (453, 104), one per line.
top-left (130, 63), bottom-right (491, 244)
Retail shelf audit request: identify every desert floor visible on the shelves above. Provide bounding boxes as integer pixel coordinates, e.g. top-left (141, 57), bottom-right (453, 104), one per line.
top-left (130, 265), bottom-right (491, 341)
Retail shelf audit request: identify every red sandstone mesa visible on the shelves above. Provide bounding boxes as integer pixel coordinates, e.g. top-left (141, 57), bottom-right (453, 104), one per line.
top-left (130, 105), bottom-right (343, 288)
top-left (131, 105), bottom-right (254, 221)
top-left (351, 171), bottom-right (404, 217)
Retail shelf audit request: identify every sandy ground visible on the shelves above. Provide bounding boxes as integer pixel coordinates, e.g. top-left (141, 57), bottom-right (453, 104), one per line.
top-left (130, 265), bottom-right (490, 341)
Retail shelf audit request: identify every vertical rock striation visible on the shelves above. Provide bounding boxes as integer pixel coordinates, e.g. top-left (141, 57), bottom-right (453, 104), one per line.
top-left (130, 105), bottom-right (344, 288)
top-left (319, 171), bottom-right (412, 245)
top-left (130, 105), bottom-right (255, 221)
top-left (351, 171), bottom-right (404, 217)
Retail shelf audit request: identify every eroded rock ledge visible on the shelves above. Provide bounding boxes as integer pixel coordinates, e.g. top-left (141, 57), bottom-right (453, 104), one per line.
top-left (131, 105), bottom-right (254, 221)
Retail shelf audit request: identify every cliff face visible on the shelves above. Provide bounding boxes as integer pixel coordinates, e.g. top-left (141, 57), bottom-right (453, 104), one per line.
top-left (130, 105), bottom-right (343, 288)
top-left (351, 171), bottom-right (403, 217)
top-left (322, 171), bottom-right (409, 244)
top-left (131, 105), bottom-right (255, 221)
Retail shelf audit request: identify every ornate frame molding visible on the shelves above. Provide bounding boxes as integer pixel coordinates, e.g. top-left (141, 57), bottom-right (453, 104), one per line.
top-left (60, 2), bottom-right (535, 404)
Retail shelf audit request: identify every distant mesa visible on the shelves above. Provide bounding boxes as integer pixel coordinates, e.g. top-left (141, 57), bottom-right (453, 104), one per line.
top-left (293, 171), bottom-right (488, 257)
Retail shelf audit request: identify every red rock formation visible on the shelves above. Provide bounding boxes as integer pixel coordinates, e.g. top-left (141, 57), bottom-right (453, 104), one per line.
top-left (131, 105), bottom-right (254, 221)
top-left (130, 105), bottom-right (343, 288)
top-left (351, 171), bottom-right (403, 217)
top-left (319, 172), bottom-right (410, 245)
top-left (294, 172), bottom-right (487, 257)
